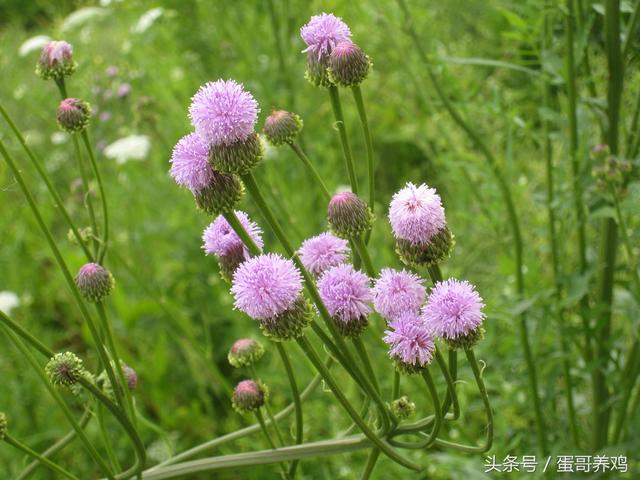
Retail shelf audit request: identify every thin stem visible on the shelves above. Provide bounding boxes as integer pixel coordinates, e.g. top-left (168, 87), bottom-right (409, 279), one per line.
top-left (275, 342), bottom-right (303, 478)
top-left (435, 349), bottom-right (459, 419)
top-left (351, 85), bottom-right (375, 212)
top-left (0, 103), bottom-right (93, 261)
top-left (622, 0), bottom-right (640, 62)
top-left (612, 341), bottom-right (640, 442)
top-left (419, 368), bottom-right (442, 448)
top-left (251, 363), bottom-right (287, 449)
top-left (328, 85), bottom-right (359, 194)
top-left (351, 235), bottom-right (375, 278)
top-left (392, 371), bottom-right (400, 399)
top-left (81, 130), bottom-right (109, 262)
top-left (72, 134), bottom-right (100, 258)
top-left (360, 448), bottom-right (380, 480)
top-left (222, 210), bottom-right (262, 256)
top-left (288, 142), bottom-right (331, 200)
top-left (297, 336), bottom-right (421, 471)
top-left (396, 0), bottom-right (546, 454)
top-left (353, 337), bottom-right (380, 395)
top-left (98, 405), bottom-right (122, 471)
top-left (0, 310), bottom-right (53, 358)
top-left (254, 409), bottom-right (290, 479)
top-left (4, 436), bottom-right (80, 480)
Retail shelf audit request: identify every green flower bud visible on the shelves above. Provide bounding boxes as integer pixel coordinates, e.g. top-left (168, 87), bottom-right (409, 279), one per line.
top-left (228, 338), bottom-right (265, 368)
top-left (195, 172), bottom-right (244, 216)
top-left (328, 41), bottom-right (371, 87)
top-left (396, 227), bottom-right (454, 268)
top-left (391, 396), bottom-right (416, 420)
top-left (263, 110), bottom-right (303, 146)
top-left (209, 133), bottom-right (263, 175)
top-left (259, 297), bottom-right (314, 341)
top-left (75, 263), bottom-right (114, 303)
top-left (232, 379), bottom-right (268, 414)
top-left (327, 191), bottom-right (373, 239)
top-left (57, 98), bottom-right (91, 133)
top-left (46, 352), bottom-right (85, 387)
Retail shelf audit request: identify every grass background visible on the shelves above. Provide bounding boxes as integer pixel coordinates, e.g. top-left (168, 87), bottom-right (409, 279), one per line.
top-left (1, 0), bottom-right (639, 478)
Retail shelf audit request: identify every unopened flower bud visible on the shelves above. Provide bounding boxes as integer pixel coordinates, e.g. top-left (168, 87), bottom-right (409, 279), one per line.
top-left (218, 245), bottom-right (248, 283)
top-left (327, 191), bottom-right (373, 239)
top-left (305, 55), bottom-right (333, 88)
top-left (263, 110), bottom-right (303, 146)
top-left (36, 41), bottom-right (77, 80)
top-left (0, 413), bottom-right (6, 439)
top-left (259, 297), bottom-right (314, 341)
top-left (75, 263), bottom-right (114, 303)
top-left (122, 364), bottom-right (139, 390)
top-left (228, 338), bottom-right (265, 368)
top-left (99, 362), bottom-right (138, 398)
top-left (592, 155), bottom-right (632, 192)
top-left (57, 98), bottom-right (91, 133)
top-left (328, 41), bottom-right (371, 87)
top-left (209, 133), bottom-right (263, 175)
top-left (46, 352), bottom-right (85, 387)
top-left (391, 396), bottom-right (416, 420)
top-left (67, 227), bottom-right (93, 246)
top-left (194, 172), bottom-right (244, 216)
top-left (232, 379), bottom-right (268, 414)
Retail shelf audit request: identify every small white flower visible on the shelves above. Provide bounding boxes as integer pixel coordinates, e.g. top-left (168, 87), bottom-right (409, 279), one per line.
top-left (104, 135), bottom-right (150, 165)
top-left (61, 7), bottom-right (110, 32)
top-left (19, 35), bottom-right (51, 57)
top-left (0, 291), bottom-right (20, 315)
top-left (133, 8), bottom-right (164, 34)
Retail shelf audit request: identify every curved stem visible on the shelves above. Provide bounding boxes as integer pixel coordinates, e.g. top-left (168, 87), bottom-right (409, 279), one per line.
top-left (351, 86), bottom-right (375, 213)
top-left (0, 103), bottom-right (93, 261)
top-left (4, 436), bottom-right (80, 480)
top-left (80, 130), bottom-right (109, 263)
top-left (288, 142), bottom-right (331, 200)
top-left (328, 85), bottom-right (358, 194)
top-left (420, 368), bottom-right (442, 448)
top-left (297, 336), bottom-right (421, 471)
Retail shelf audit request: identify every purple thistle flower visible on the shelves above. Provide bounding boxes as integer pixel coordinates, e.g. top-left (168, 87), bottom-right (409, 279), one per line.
top-left (301, 13), bottom-right (352, 61)
top-left (189, 79), bottom-right (259, 146)
top-left (231, 254), bottom-right (303, 320)
top-left (117, 83), bottom-right (132, 98)
top-left (389, 182), bottom-right (446, 244)
top-left (169, 133), bottom-right (214, 195)
top-left (423, 279), bottom-right (485, 340)
top-left (317, 264), bottom-right (371, 325)
top-left (40, 41), bottom-right (73, 67)
top-left (298, 232), bottom-right (350, 276)
top-left (384, 312), bottom-right (435, 368)
top-left (202, 210), bottom-right (263, 257)
top-left (372, 268), bottom-right (426, 322)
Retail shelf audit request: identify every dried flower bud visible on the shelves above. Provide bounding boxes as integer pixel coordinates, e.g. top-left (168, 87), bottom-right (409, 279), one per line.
top-left (327, 191), bottom-right (373, 239)
top-left (259, 297), bottom-right (314, 341)
top-left (263, 110), bottom-right (303, 146)
top-left (0, 412), bottom-right (6, 439)
top-left (75, 263), bottom-right (115, 303)
top-left (228, 338), bottom-right (265, 368)
top-left (36, 41), bottom-right (77, 80)
top-left (328, 41), bottom-right (371, 87)
top-left (232, 379), bottom-right (268, 414)
top-left (209, 132), bottom-right (263, 175)
top-left (391, 396), bottom-right (416, 420)
top-left (57, 98), bottom-right (91, 133)
top-left (46, 352), bottom-right (85, 387)
top-left (194, 172), bottom-right (244, 216)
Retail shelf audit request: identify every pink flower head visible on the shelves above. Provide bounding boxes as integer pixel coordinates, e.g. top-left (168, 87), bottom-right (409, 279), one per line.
top-left (317, 264), bottom-right (371, 323)
top-left (300, 13), bottom-right (351, 61)
top-left (298, 232), bottom-right (349, 276)
top-left (373, 268), bottom-right (426, 322)
top-left (189, 79), bottom-right (259, 146)
top-left (384, 311), bottom-right (435, 367)
top-left (117, 83), bottom-right (132, 98)
top-left (40, 41), bottom-right (73, 67)
top-left (169, 133), bottom-right (214, 194)
top-left (202, 210), bottom-right (263, 257)
top-left (423, 279), bottom-right (485, 339)
top-left (231, 254), bottom-right (302, 320)
top-left (389, 182), bottom-right (446, 244)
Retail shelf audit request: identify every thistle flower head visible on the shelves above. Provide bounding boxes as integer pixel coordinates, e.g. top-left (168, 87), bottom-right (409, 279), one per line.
top-left (0, 413), bottom-right (6, 439)
top-left (228, 338), bottom-right (265, 368)
top-left (384, 312), bottom-right (435, 374)
top-left (189, 79), bottom-right (259, 146)
top-left (298, 232), bottom-right (350, 276)
top-left (46, 352), bottom-right (85, 387)
top-left (372, 268), bottom-right (426, 322)
top-left (318, 264), bottom-right (371, 337)
top-left (231, 253), bottom-right (303, 320)
top-left (194, 171), bottom-right (244, 215)
top-left (36, 40), bottom-right (76, 79)
top-left (232, 379), bottom-right (268, 414)
top-left (301, 13), bottom-right (352, 61)
top-left (328, 41), bottom-right (371, 87)
top-left (423, 279), bottom-right (485, 348)
top-left (122, 364), bottom-right (138, 390)
top-left (391, 396), bottom-right (416, 420)
top-left (57, 98), bottom-right (91, 133)
top-left (170, 133), bottom-right (215, 195)
top-left (263, 110), bottom-right (303, 146)
top-left (202, 211), bottom-right (263, 258)
top-left (327, 191), bottom-right (373, 239)
top-left (75, 263), bottom-right (114, 303)
top-left (389, 182), bottom-right (446, 244)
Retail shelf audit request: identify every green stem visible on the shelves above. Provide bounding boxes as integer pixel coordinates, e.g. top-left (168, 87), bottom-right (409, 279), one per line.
top-left (297, 336), bottom-right (420, 471)
top-left (328, 85), bottom-right (359, 194)
top-left (353, 337), bottom-right (380, 395)
top-left (612, 341), bottom-right (640, 442)
top-left (351, 235), bottom-right (375, 278)
top-left (222, 210), bottom-right (262, 256)
top-left (435, 349), bottom-right (459, 419)
top-left (360, 448), bottom-right (380, 480)
top-left (396, 0), bottom-right (546, 454)
top-left (254, 409), bottom-right (290, 479)
top-left (72, 134), bottom-right (100, 258)
top-left (4, 435), bottom-right (80, 480)
top-left (0, 103), bottom-right (93, 261)
top-left (81, 130), bottom-right (109, 262)
top-left (622, 0), bottom-right (640, 62)
top-left (98, 405), bottom-right (122, 471)
top-left (0, 310), bottom-right (54, 358)
top-left (418, 368), bottom-right (442, 448)
top-left (351, 85), bottom-right (375, 212)
top-left (16, 408), bottom-right (92, 480)
top-left (392, 371), bottom-right (400, 399)
top-left (288, 142), bottom-right (331, 200)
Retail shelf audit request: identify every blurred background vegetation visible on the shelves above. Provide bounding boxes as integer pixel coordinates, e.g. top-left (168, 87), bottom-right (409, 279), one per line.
top-left (1, 0), bottom-right (639, 478)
